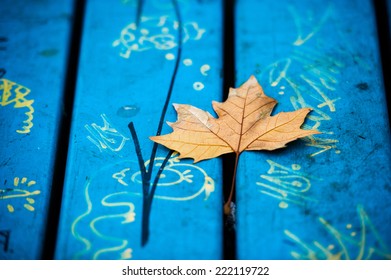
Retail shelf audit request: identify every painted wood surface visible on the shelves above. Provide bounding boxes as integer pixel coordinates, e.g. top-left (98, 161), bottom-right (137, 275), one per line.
top-left (0, 0), bottom-right (74, 259)
top-left (235, 0), bottom-right (391, 259)
top-left (55, 0), bottom-right (223, 260)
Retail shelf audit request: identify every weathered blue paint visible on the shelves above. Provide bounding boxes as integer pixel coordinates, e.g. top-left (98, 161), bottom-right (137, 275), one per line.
top-left (235, 0), bottom-right (391, 259)
top-left (55, 0), bottom-right (223, 259)
top-left (0, 0), bottom-right (73, 259)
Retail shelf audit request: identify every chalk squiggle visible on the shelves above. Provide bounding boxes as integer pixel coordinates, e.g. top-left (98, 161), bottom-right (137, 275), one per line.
top-left (70, 156), bottom-right (214, 259)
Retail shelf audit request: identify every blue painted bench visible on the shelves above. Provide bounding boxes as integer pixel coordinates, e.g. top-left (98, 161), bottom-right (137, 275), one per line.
top-left (1, 0), bottom-right (390, 260)
top-left (54, 0), bottom-right (224, 259)
top-left (0, 0), bottom-right (74, 259)
top-left (235, 0), bottom-right (391, 259)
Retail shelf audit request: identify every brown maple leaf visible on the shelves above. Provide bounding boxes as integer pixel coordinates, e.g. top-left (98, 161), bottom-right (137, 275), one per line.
top-left (150, 75), bottom-right (320, 213)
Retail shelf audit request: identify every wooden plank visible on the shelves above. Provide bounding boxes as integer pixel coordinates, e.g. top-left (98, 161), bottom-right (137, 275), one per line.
top-left (0, 0), bottom-right (74, 259)
top-left (55, 0), bottom-right (223, 259)
top-left (235, 0), bottom-right (391, 259)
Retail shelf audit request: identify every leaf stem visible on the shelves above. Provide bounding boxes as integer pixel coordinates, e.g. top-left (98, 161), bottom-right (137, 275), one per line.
top-left (224, 152), bottom-right (240, 215)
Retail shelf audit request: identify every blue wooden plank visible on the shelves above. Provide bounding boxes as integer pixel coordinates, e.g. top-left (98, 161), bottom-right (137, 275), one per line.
top-left (235, 0), bottom-right (391, 259)
top-left (0, 0), bottom-right (74, 259)
top-left (55, 0), bottom-right (223, 259)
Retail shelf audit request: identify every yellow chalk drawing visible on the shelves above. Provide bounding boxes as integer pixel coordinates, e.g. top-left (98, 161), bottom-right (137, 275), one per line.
top-left (85, 114), bottom-right (129, 153)
top-left (0, 78), bottom-right (34, 134)
top-left (71, 155), bottom-right (215, 259)
top-left (284, 205), bottom-right (391, 260)
top-left (23, 204), bottom-right (34, 212)
top-left (256, 160), bottom-right (319, 208)
top-left (0, 177), bottom-right (40, 213)
top-left (6, 205), bottom-right (14, 213)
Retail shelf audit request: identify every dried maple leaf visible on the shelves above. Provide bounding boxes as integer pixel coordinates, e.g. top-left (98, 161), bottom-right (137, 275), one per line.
top-left (150, 75), bottom-right (320, 213)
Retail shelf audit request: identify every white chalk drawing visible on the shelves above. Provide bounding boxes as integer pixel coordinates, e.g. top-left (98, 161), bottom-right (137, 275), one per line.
top-left (288, 5), bottom-right (333, 46)
top-left (70, 155), bottom-right (214, 259)
top-left (71, 181), bottom-right (136, 260)
top-left (85, 114), bottom-right (129, 153)
top-left (183, 58), bottom-right (193, 66)
top-left (258, 4), bottom-right (343, 157)
top-left (114, 155), bottom-right (215, 201)
top-left (193, 81), bottom-right (204, 91)
top-left (113, 16), bottom-right (205, 58)
top-left (257, 160), bottom-right (319, 209)
top-left (200, 64), bottom-right (210, 76)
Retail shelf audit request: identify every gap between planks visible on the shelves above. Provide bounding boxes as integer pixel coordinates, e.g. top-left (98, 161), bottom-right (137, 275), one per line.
top-left (42, 0), bottom-right (87, 260)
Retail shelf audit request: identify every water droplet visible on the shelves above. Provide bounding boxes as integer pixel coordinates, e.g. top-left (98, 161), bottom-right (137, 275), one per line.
top-left (280, 85), bottom-right (286, 90)
top-left (278, 91), bottom-right (284, 95)
top-left (117, 105), bottom-right (140, 118)
top-left (200, 64), bottom-right (211, 76)
top-left (193, 82), bottom-right (204, 91)
top-left (183, 59), bottom-right (193, 66)
top-left (165, 53), bottom-right (175, 60)
top-left (162, 27), bottom-right (169, 34)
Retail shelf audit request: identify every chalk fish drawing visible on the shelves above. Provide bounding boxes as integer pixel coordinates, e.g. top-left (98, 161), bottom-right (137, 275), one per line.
top-left (113, 155), bottom-right (215, 200)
